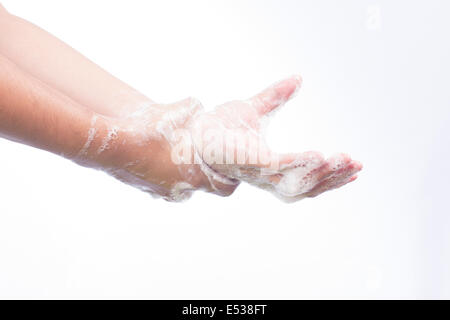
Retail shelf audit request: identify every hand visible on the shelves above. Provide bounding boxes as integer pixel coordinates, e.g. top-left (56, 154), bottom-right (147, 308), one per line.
top-left (189, 75), bottom-right (362, 202)
top-left (80, 98), bottom-right (239, 202)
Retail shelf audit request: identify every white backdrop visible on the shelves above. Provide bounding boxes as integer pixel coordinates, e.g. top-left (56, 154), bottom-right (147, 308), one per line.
top-left (0, 0), bottom-right (449, 299)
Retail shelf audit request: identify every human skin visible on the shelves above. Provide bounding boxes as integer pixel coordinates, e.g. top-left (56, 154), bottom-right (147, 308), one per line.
top-left (0, 5), bottom-right (149, 118)
top-left (0, 4), bottom-right (362, 202)
top-left (190, 75), bottom-right (362, 201)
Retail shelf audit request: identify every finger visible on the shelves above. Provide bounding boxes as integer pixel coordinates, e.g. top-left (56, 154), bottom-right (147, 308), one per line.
top-left (250, 75), bottom-right (302, 116)
top-left (306, 160), bottom-right (362, 197)
top-left (260, 151), bottom-right (323, 184)
top-left (278, 151), bottom-right (324, 170)
top-left (334, 174), bottom-right (358, 189)
top-left (314, 160), bottom-right (359, 192)
top-left (264, 151), bottom-right (325, 196)
top-left (306, 173), bottom-right (356, 198)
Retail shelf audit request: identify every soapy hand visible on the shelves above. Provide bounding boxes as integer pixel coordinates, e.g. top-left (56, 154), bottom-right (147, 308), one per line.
top-left (189, 75), bottom-right (362, 202)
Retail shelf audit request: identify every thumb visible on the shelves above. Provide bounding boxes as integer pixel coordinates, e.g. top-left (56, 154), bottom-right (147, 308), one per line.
top-left (249, 75), bottom-right (302, 116)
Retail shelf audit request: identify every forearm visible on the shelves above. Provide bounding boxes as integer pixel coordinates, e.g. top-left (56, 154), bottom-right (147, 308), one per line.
top-left (0, 51), bottom-right (231, 200)
top-left (0, 54), bottom-right (114, 164)
top-left (0, 6), bottom-right (151, 118)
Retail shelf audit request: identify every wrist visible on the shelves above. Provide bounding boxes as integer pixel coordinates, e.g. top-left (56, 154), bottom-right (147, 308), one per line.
top-left (70, 114), bottom-right (127, 170)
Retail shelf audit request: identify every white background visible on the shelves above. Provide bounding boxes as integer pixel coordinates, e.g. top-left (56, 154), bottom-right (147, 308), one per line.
top-left (0, 0), bottom-right (449, 299)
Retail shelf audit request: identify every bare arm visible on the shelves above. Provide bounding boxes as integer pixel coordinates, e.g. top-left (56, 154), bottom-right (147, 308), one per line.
top-left (0, 5), bottom-right (150, 118)
top-left (0, 5), bottom-right (237, 201)
top-left (0, 53), bottom-right (234, 201)
top-left (0, 54), bottom-right (107, 159)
